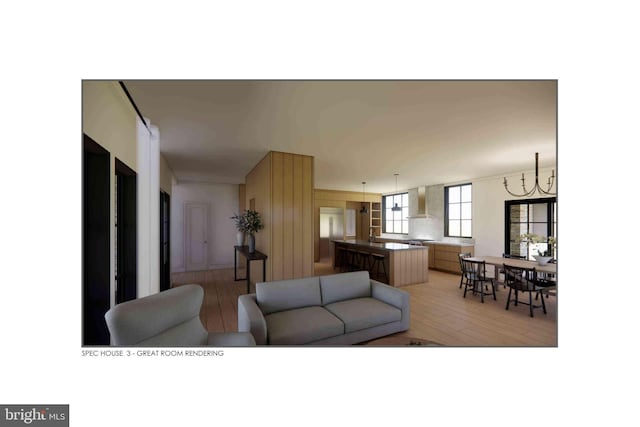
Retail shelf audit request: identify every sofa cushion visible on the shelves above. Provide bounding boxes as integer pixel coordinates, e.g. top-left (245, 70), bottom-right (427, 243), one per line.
top-left (257, 276), bottom-right (321, 315)
top-left (265, 306), bottom-right (344, 345)
top-left (324, 297), bottom-right (402, 333)
top-left (320, 271), bottom-right (371, 305)
top-left (208, 332), bottom-right (256, 347)
top-left (105, 284), bottom-right (206, 346)
top-left (138, 317), bottom-right (208, 347)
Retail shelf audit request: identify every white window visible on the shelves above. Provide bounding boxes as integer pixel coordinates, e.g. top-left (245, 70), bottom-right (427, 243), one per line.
top-left (383, 193), bottom-right (409, 234)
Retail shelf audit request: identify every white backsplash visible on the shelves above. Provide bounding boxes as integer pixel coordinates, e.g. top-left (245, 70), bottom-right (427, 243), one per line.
top-left (408, 217), bottom-right (442, 240)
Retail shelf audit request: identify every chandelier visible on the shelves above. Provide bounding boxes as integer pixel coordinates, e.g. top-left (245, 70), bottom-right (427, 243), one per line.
top-left (503, 152), bottom-right (556, 197)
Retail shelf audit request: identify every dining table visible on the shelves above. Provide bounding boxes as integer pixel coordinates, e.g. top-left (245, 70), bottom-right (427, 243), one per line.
top-left (467, 255), bottom-right (556, 278)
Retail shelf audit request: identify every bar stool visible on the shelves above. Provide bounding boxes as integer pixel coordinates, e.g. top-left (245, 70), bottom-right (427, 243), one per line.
top-left (336, 247), bottom-right (348, 272)
top-left (370, 253), bottom-right (388, 283)
top-left (356, 250), bottom-right (371, 271)
top-left (346, 248), bottom-right (359, 271)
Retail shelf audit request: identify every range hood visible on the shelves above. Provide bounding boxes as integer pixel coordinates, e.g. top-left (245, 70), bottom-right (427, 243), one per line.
top-left (408, 186), bottom-right (430, 218)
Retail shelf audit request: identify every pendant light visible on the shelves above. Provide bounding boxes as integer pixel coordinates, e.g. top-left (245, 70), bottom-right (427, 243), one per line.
top-left (391, 173), bottom-right (402, 211)
top-left (359, 182), bottom-right (368, 214)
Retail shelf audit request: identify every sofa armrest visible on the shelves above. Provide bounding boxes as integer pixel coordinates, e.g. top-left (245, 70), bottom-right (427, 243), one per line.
top-left (238, 294), bottom-right (268, 345)
top-left (371, 280), bottom-right (410, 329)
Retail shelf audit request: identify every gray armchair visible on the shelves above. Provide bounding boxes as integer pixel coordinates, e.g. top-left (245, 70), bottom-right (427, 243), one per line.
top-left (105, 284), bottom-right (255, 346)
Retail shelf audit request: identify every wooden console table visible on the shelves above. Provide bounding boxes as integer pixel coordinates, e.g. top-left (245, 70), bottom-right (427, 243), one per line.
top-left (234, 246), bottom-right (268, 294)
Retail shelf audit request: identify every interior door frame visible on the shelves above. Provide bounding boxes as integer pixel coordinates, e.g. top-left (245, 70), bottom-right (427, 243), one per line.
top-left (82, 134), bottom-right (111, 346)
top-left (504, 196), bottom-right (557, 258)
top-left (115, 158), bottom-right (137, 304)
top-left (159, 190), bottom-right (171, 291)
top-left (184, 202), bottom-right (209, 271)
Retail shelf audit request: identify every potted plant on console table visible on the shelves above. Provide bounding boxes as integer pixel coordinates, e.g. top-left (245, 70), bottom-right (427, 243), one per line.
top-left (244, 209), bottom-right (264, 254)
top-left (231, 212), bottom-right (248, 247)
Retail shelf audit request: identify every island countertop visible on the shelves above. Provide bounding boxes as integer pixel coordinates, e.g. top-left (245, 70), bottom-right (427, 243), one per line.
top-left (332, 239), bottom-right (428, 251)
top-left (332, 240), bottom-right (429, 287)
top-left (374, 237), bottom-right (474, 247)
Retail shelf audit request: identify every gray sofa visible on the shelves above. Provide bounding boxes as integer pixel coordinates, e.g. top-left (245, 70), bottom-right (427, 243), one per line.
top-left (105, 284), bottom-right (256, 346)
top-left (237, 271), bottom-right (410, 345)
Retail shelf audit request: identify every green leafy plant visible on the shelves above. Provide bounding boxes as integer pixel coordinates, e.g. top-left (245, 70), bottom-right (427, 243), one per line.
top-left (243, 209), bottom-right (264, 235)
top-left (230, 212), bottom-right (248, 232)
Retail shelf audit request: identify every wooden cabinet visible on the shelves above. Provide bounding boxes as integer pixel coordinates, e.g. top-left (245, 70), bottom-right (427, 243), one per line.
top-left (426, 243), bottom-right (474, 274)
top-left (370, 202), bottom-right (381, 237)
top-left (427, 244), bottom-right (435, 267)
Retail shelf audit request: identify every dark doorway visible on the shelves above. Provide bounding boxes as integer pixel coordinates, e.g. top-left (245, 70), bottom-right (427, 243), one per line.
top-left (504, 197), bottom-right (557, 259)
top-left (160, 191), bottom-right (171, 291)
top-left (115, 159), bottom-right (137, 304)
top-left (83, 135), bottom-right (111, 345)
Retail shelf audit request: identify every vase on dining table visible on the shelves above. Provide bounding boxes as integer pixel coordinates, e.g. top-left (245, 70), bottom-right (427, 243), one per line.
top-left (533, 255), bottom-right (552, 265)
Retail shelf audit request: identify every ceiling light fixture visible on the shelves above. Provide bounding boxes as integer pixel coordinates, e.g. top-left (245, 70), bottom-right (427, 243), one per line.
top-left (391, 173), bottom-right (402, 211)
top-left (359, 182), bottom-right (368, 214)
top-left (503, 152), bottom-right (556, 197)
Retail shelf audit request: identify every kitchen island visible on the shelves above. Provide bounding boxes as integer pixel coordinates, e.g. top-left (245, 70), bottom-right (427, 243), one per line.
top-left (332, 239), bottom-right (429, 287)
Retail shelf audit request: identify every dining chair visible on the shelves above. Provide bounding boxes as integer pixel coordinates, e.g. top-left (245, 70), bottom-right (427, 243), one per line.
top-left (458, 252), bottom-right (472, 289)
top-left (535, 269), bottom-right (557, 300)
top-left (461, 258), bottom-right (496, 303)
top-left (502, 264), bottom-right (547, 317)
top-left (499, 253), bottom-right (527, 287)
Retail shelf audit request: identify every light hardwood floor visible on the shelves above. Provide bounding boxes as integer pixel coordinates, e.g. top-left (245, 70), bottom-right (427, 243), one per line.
top-left (171, 261), bottom-right (557, 347)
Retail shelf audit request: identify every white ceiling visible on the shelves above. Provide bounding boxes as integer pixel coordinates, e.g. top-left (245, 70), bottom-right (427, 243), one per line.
top-left (124, 80), bottom-right (557, 194)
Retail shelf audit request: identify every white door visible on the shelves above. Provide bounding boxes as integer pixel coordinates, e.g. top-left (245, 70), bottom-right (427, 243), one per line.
top-left (185, 203), bottom-right (209, 271)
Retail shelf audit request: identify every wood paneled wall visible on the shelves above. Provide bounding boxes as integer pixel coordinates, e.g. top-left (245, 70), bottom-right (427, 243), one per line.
top-left (314, 189), bottom-right (382, 262)
top-left (245, 151), bottom-right (314, 282)
top-left (388, 249), bottom-right (429, 287)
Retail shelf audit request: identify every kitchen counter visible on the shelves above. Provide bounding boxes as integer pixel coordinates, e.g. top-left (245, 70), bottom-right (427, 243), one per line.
top-left (424, 241), bottom-right (475, 247)
top-left (423, 241), bottom-right (475, 273)
top-left (333, 239), bottom-right (428, 251)
top-left (375, 237), bottom-right (433, 243)
top-left (332, 240), bottom-right (429, 287)
top-left (374, 237), bottom-right (474, 247)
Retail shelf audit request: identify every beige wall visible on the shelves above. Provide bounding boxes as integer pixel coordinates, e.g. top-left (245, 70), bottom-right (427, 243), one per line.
top-left (238, 184), bottom-right (246, 212)
top-left (159, 153), bottom-right (175, 195)
top-left (82, 80), bottom-right (138, 307)
top-left (83, 80), bottom-right (173, 300)
top-left (82, 81), bottom-right (137, 170)
top-left (83, 80), bottom-right (175, 194)
top-left (171, 182), bottom-right (240, 271)
top-left (245, 151), bottom-right (314, 281)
